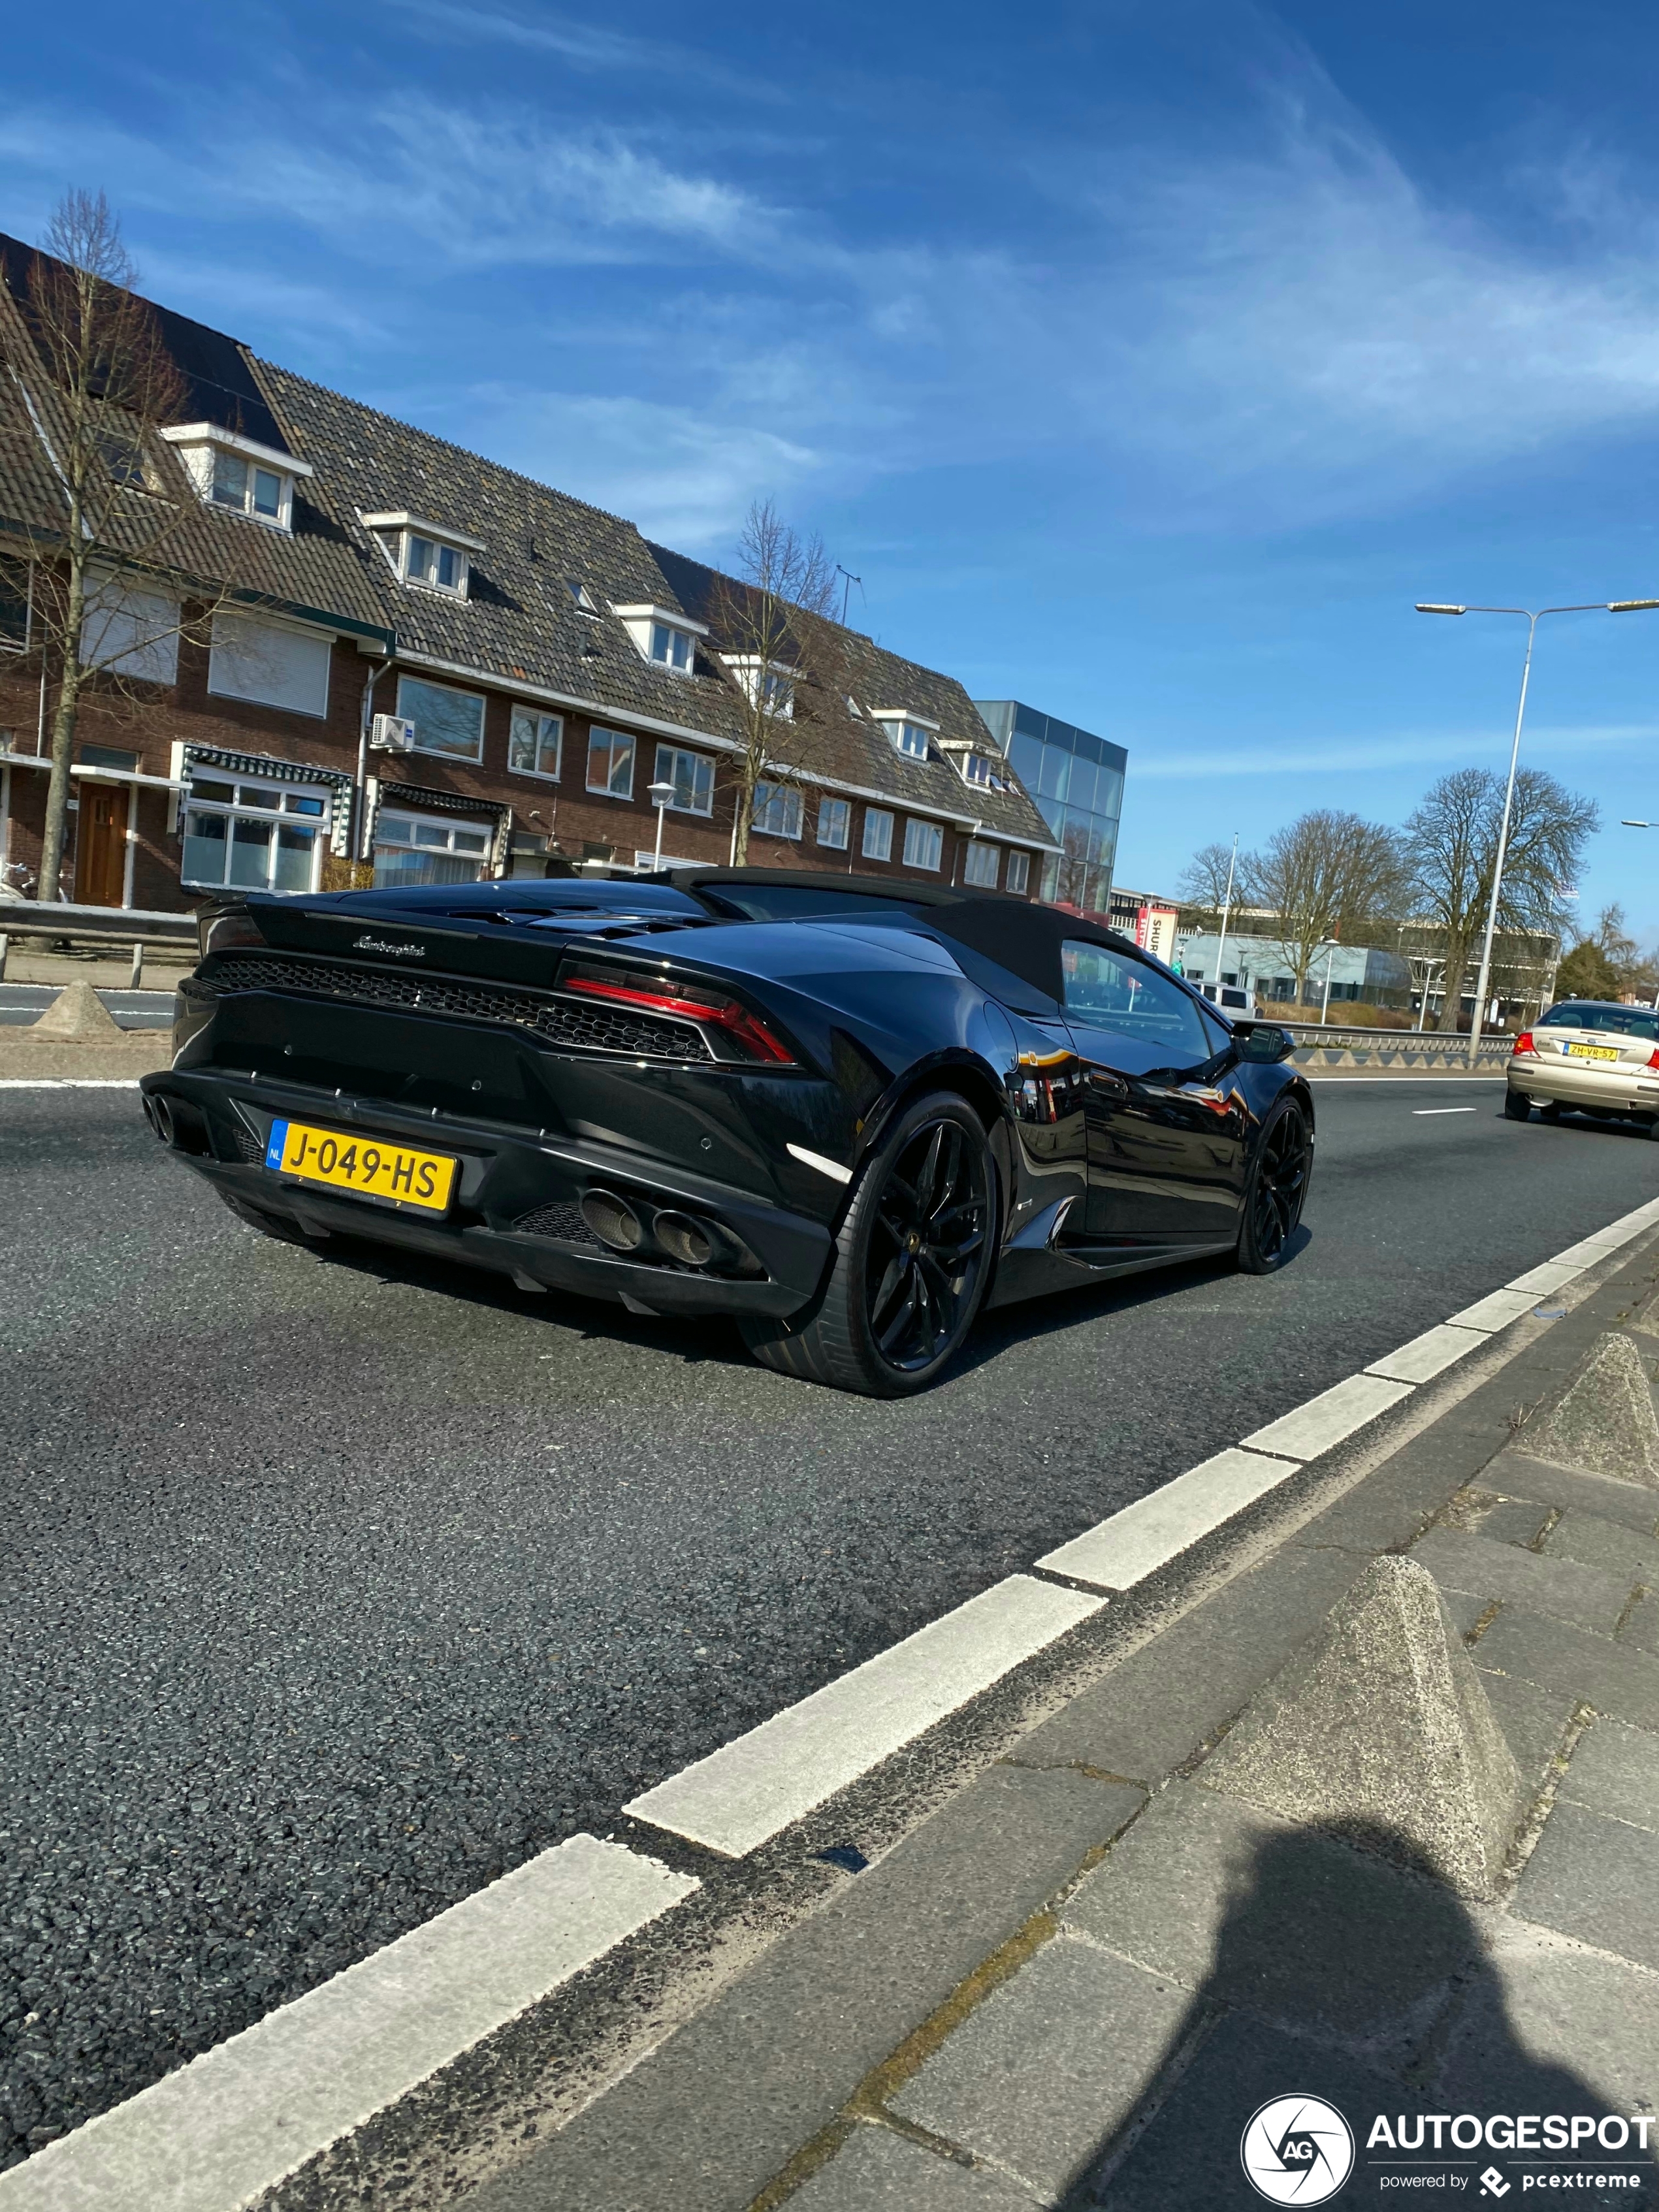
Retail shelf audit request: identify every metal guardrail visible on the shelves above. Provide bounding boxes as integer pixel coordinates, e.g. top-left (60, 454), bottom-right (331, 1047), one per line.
top-left (0, 900), bottom-right (197, 987)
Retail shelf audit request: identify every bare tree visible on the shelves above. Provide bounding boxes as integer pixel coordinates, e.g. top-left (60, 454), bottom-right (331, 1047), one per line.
top-left (1556, 902), bottom-right (1658, 1004)
top-left (1178, 840), bottom-right (1256, 927)
top-left (1403, 767), bottom-right (1597, 1033)
top-left (1251, 810), bottom-right (1406, 999)
top-left (707, 500), bottom-right (841, 865)
top-left (1, 190), bottom-right (216, 899)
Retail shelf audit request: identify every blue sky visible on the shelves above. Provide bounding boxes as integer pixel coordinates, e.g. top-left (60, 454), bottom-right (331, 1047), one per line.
top-left (5, 0), bottom-right (1659, 936)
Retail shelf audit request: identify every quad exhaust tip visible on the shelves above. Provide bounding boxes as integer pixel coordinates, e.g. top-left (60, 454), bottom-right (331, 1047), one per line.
top-left (580, 1189), bottom-right (644, 1252)
top-left (578, 1189), bottom-right (730, 1271)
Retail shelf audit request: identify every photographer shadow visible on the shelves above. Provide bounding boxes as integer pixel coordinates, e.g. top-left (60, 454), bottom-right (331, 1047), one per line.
top-left (1078, 1816), bottom-right (1659, 2207)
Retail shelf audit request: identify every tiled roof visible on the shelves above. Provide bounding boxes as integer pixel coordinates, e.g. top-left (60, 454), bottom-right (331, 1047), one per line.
top-left (1, 227), bottom-right (1055, 849)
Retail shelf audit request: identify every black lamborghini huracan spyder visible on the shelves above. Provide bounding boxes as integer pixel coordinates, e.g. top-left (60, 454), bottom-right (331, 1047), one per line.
top-left (140, 869), bottom-right (1314, 1397)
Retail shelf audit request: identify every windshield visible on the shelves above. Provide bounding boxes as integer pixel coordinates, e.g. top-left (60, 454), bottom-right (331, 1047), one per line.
top-left (1539, 1002), bottom-right (1659, 1042)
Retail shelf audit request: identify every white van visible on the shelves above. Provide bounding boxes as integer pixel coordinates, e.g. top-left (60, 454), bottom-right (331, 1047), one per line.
top-left (1191, 980), bottom-right (1263, 1019)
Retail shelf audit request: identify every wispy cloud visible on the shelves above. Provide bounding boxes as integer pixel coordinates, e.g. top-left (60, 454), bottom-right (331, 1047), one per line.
top-left (1130, 720), bottom-right (1659, 782)
top-left (13, 24), bottom-right (1659, 544)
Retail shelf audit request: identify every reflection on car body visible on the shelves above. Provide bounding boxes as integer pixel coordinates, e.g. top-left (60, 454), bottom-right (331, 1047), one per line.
top-left (142, 868), bottom-right (1316, 1398)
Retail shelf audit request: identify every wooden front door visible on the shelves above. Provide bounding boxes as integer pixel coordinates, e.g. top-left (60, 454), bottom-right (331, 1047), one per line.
top-left (76, 784), bottom-right (127, 908)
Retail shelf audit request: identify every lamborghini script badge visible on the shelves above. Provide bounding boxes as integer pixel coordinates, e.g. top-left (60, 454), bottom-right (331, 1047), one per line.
top-left (354, 935), bottom-right (425, 958)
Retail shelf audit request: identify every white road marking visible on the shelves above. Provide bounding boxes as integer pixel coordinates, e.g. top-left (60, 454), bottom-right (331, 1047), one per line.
top-left (1364, 1321), bottom-right (1488, 1385)
top-left (785, 1142), bottom-right (852, 1184)
top-left (0, 1079), bottom-right (143, 1089)
top-left (624, 1575), bottom-right (1104, 1857)
top-left (1412, 1107), bottom-right (1477, 1116)
top-left (1239, 1372), bottom-right (1415, 1462)
top-left (1037, 1447), bottom-right (1298, 1592)
top-left (1447, 1285), bottom-right (1545, 1332)
top-left (1506, 1259), bottom-right (1588, 1296)
top-left (0, 1835), bottom-right (696, 2212)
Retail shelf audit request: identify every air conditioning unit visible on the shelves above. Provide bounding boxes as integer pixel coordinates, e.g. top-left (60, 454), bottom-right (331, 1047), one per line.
top-left (370, 713), bottom-right (416, 752)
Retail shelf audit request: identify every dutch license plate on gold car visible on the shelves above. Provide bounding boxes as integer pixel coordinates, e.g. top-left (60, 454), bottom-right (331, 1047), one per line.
top-left (264, 1119), bottom-right (459, 1213)
top-left (1566, 1043), bottom-right (1620, 1062)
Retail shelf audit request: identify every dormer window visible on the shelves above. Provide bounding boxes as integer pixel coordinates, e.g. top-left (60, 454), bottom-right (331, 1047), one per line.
top-left (161, 424), bottom-right (311, 534)
top-left (873, 710), bottom-right (938, 761)
top-left (362, 513), bottom-right (485, 600)
top-left (725, 656), bottom-right (797, 718)
top-left (956, 750), bottom-right (1010, 791)
top-left (611, 603), bottom-right (708, 675)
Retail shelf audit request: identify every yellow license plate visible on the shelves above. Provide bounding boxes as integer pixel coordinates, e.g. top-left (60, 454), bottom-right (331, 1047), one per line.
top-left (265, 1119), bottom-right (458, 1213)
top-left (1565, 1043), bottom-right (1620, 1062)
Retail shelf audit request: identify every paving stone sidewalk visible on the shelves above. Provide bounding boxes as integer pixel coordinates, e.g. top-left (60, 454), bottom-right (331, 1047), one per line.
top-left (464, 1241), bottom-right (1659, 2212)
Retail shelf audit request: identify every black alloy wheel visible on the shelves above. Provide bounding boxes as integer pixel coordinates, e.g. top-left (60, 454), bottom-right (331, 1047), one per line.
top-left (1236, 1097), bottom-right (1312, 1274)
top-left (741, 1091), bottom-right (996, 1396)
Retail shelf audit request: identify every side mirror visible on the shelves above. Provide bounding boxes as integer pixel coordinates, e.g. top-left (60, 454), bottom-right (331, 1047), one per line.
top-left (1238, 1024), bottom-right (1296, 1064)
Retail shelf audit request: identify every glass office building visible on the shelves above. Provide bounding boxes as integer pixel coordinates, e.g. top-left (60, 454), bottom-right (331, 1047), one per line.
top-left (973, 701), bottom-right (1126, 917)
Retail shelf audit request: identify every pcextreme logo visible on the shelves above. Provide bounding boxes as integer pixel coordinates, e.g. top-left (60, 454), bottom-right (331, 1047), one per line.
top-left (1241, 2095), bottom-right (1357, 2204)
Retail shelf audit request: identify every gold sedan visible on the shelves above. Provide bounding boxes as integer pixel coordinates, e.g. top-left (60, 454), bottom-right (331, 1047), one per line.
top-left (1506, 999), bottom-right (1659, 1133)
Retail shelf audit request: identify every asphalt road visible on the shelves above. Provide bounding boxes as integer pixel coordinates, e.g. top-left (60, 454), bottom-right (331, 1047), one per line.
top-left (4, 1078), bottom-right (1658, 2161)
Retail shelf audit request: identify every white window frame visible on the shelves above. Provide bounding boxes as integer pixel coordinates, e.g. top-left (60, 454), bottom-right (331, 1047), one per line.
top-left (751, 781), bottom-right (803, 840)
top-left (726, 656), bottom-right (797, 718)
top-left (654, 743), bottom-right (715, 817)
top-left (903, 818), bottom-right (944, 873)
top-left (362, 512), bottom-right (485, 601)
top-left (160, 425), bottom-right (308, 535)
top-left (816, 795), bottom-right (851, 851)
top-left (611, 603), bottom-right (709, 675)
top-left (873, 711), bottom-right (938, 762)
top-left (508, 707), bottom-right (564, 783)
top-left (963, 840), bottom-right (1000, 888)
top-left (587, 726), bottom-right (636, 799)
top-left (180, 769), bottom-right (332, 895)
top-left (396, 674), bottom-right (487, 765)
top-left (862, 808), bottom-right (894, 863)
top-left (372, 807), bottom-right (494, 887)
top-left (1007, 850), bottom-right (1031, 895)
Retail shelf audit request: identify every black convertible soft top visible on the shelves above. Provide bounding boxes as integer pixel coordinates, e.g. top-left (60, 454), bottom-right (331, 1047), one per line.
top-left (666, 867), bottom-right (1150, 1009)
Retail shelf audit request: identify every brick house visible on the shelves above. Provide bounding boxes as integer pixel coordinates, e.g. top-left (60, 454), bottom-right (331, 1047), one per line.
top-left (0, 236), bottom-right (1059, 914)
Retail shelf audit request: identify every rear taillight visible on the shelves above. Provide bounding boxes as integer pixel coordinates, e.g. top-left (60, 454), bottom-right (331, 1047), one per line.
top-left (1649, 1048), bottom-right (1659, 1071)
top-left (1512, 1031), bottom-right (1534, 1055)
top-left (560, 969), bottom-right (797, 1064)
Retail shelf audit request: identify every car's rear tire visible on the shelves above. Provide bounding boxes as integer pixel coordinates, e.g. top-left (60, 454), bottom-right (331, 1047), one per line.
top-left (1504, 1090), bottom-right (1532, 1121)
top-left (740, 1091), bottom-right (996, 1397)
top-left (1236, 1097), bottom-right (1312, 1275)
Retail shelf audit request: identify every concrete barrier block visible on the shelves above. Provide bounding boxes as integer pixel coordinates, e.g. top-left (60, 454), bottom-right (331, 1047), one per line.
top-left (1524, 1332), bottom-right (1659, 1488)
top-left (1199, 1557), bottom-right (1520, 1897)
top-left (28, 978), bottom-right (123, 1040)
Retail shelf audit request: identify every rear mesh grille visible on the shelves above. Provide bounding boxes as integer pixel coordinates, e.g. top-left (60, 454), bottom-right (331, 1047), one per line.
top-left (193, 954), bottom-right (714, 1062)
top-left (232, 1126), bottom-right (265, 1164)
top-left (513, 1202), bottom-right (602, 1245)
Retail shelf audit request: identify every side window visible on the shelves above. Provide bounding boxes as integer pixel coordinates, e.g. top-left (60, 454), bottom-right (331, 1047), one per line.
top-left (1061, 940), bottom-right (1211, 1061)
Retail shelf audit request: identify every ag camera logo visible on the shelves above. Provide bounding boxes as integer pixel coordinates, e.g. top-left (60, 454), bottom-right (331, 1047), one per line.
top-left (1240, 2096), bottom-right (1355, 2204)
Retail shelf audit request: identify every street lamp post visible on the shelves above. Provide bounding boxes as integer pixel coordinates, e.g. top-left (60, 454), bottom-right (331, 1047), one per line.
top-left (1212, 831), bottom-right (1239, 1003)
top-left (1619, 820), bottom-right (1659, 1006)
top-left (1320, 938), bottom-right (1340, 1025)
top-left (1415, 598), bottom-right (1659, 1064)
top-left (647, 778), bottom-right (675, 871)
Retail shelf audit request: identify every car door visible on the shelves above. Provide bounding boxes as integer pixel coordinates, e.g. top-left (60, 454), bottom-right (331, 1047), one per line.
top-left (1059, 937), bottom-right (1248, 1244)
